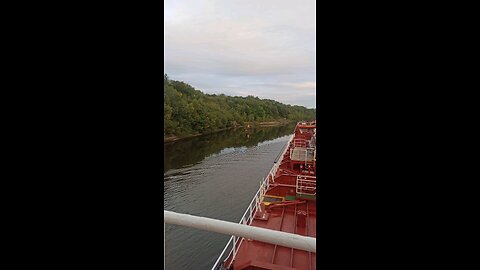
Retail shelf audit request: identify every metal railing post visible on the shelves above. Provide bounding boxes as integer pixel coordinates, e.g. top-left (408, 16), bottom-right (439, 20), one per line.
top-left (164, 221), bottom-right (165, 270)
top-left (232, 236), bottom-right (236, 260)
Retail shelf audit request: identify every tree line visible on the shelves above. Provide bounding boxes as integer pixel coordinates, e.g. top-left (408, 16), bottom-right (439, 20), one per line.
top-left (164, 74), bottom-right (316, 137)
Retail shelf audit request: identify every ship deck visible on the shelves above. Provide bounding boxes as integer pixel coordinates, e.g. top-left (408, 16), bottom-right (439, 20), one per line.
top-left (231, 200), bottom-right (316, 269)
top-left (224, 122), bottom-right (317, 270)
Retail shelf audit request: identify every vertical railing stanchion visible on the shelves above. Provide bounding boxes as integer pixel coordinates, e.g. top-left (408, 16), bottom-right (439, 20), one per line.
top-left (249, 204), bottom-right (253, 224)
top-left (232, 236), bottom-right (237, 261)
top-left (164, 221), bottom-right (165, 270)
top-left (305, 150), bottom-right (309, 167)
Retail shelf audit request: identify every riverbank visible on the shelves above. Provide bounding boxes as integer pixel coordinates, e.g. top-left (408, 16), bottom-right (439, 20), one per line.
top-left (164, 120), bottom-right (292, 143)
top-left (249, 121), bottom-right (289, 127)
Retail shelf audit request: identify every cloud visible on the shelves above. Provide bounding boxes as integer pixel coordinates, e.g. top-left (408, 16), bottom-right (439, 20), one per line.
top-left (165, 0), bottom-right (316, 108)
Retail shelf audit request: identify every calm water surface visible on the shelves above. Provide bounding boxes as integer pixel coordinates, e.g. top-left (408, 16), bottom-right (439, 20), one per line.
top-left (164, 123), bottom-right (295, 270)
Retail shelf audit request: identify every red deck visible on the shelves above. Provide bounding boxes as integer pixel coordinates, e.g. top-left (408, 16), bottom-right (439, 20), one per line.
top-left (224, 121), bottom-right (316, 270)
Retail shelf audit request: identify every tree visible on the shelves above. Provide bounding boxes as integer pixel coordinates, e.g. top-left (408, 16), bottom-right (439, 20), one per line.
top-left (163, 75), bottom-right (316, 137)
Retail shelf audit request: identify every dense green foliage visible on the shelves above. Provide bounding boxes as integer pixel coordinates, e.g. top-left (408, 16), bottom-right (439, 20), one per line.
top-left (164, 74), bottom-right (316, 137)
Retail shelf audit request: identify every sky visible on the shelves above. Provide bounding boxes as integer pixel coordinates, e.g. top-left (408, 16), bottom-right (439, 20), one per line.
top-left (164, 0), bottom-right (316, 109)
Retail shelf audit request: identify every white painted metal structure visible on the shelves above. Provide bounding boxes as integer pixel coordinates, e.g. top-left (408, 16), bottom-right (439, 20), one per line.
top-left (296, 175), bottom-right (317, 196)
top-left (269, 134), bottom-right (293, 182)
top-left (164, 210), bottom-right (316, 269)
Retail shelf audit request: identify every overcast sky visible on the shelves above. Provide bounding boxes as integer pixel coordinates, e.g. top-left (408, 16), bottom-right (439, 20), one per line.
top-left (164, 0), bottom-right (316, 108)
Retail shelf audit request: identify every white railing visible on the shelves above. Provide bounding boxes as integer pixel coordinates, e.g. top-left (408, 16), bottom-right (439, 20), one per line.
top-left (210, 176), bottom-right (269, 270)
top-left (211, 134), bottom-right (294, 269)
top-left (269, 135), bottom-right (293, 182)
top-left (296, 175), bottom-right (316, 196)
top-left (309, 135), bottom-right (316, 148)
top-left (294, 138), bottom-right (308, 148)
top-left (164, 210), bottom-right (316, 270)
top-left (290, 147), bottom-right (315, 166)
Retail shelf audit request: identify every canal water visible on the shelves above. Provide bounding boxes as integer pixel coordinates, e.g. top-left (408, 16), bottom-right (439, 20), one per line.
top-left (164, 123), bottom-right (296, 270)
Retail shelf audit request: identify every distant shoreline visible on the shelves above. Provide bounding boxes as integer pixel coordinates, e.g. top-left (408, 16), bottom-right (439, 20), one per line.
top-left (164, 120), bottom-right (292, 143)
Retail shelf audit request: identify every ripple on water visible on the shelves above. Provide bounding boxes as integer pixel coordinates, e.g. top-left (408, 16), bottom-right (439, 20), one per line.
top-left (164, 128), bottom-right (294, 270)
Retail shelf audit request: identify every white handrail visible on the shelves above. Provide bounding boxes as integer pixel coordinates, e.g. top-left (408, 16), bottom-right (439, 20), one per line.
top-left (270, 134), bottom-right (293, 182)
top-left (290, 146), bottom-right (315, 162)
top-left (211, 134), bottom-right (294, 269)
top-left (296, 175), bottom-right (316, 196)
top-left (164, 210), bottom-right (316, 253)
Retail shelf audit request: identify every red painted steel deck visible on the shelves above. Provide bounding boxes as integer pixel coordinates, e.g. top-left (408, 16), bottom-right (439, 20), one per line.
top-left (225, 122), bottom-right (316, 270)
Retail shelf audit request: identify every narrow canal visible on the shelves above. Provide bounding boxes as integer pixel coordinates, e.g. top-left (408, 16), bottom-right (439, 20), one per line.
top-left (164, 122), bottom-right (296, 270)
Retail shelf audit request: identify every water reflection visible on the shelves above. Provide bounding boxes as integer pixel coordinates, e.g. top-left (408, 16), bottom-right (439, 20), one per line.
top-left (164, 123), bottom-right (296, 173)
